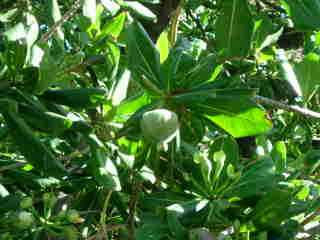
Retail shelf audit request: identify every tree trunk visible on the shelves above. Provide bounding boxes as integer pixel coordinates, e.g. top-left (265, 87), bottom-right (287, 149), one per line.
top-left (142, 0), bottom-right (180, 41)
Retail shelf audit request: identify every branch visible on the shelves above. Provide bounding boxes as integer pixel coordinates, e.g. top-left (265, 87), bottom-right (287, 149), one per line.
top-left (39, 0), bottom-right (81, 43)
top-left (185, 8), bottom-right (207, 40)
top-left (255, 95), bottom-right (320, 118)
top-left (169, 0), bottom-right (184, 45)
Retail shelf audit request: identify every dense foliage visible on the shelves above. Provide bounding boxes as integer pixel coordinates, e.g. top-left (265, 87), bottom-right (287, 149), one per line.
top-left (0, 0), bottom-right (319, 239)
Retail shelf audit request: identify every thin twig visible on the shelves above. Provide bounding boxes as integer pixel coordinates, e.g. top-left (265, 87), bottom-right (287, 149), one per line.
top-left (100, 190), bottom-right (113, 239)
top-left (169, 0), bottom-right (184, 45)
top-left (186, 8), bottom-right (207, 40)
top-left (301, 207), bottom-right (320, 226)
top-left (255, 95), bottom-right (320, 119)
top-left (39, 0), bottom-right (81, 43)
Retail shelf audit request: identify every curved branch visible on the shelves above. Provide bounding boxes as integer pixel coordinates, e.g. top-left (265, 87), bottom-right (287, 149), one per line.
top-left (39, 0), bottom-right (81, 43)
top-left (255, 95), bottom-right (320, 119)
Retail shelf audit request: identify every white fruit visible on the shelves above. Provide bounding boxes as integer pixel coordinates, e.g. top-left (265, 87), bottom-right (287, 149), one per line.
top-left (141, 109), bottom-right (179, 142)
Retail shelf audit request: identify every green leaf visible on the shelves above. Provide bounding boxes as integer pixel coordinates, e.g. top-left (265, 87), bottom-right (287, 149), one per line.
top-left (99, 12), bottom-right (126, 39)
top-left (225, 157), bottom-right (276, 198)
top-left (173, 88), bottom-right (272, 138)
top-left (41, 88), bottom-right (107, 109)
top-left (215, 0), bottom-right (254, 58)
top-left (86, 134), bottom-right (121, 190)
top-left (167, 211), bottom-right (188, 239)
top-left (156, 31), bottom-right (170, 64)
top-left (281, 0), bottom-right (320, 31)
top-left (101, 0), bottom-right (120, 15)
top-left (276, 49), bottom-right (302, 97)
top-left (0, 184), bottom-right (9, 197)
top-left (111, 69), bottom-right (131, 106)
top-left (127, 21), bottom-right (162, 94)
top-left (212, 150), bottom-right (226, 182)
top-left (116, 93), bottom-right (150, 121)
top-left (140, 191), bottom-right (194, 211)
top-left (4, 23), bottom-right (26, 41)
top-left (135, 222), bottom-right (168, 240)
top-left (83, 0), bottom-right (96, 23)
top-left (252, 188), bottom-right (292, 229)
top-left (28, 44), bottom-right (44, 67)
top-left (209, 136), bottom-right (240, 167)
top-left (36, 48), bottom-right (59, 93)
top-left (19, 103), bottom-right (73, 135)
top-left (271, 141), bottom-right (287, 173)
top-left (254, 15), bottom-right (283, 51)
top-left (0, 99), bottom-right (67, 177)
top-left (166, 199), bottom-right (210, 227)
top-left (184, 54), bottom-right (222, 88)
top-left (295, 53), bottom-right (320, 99)
top-left (122, 1), bottom-right (157, 21)
top-left (302, 150), bottom-right (320, 174)
top-left (49, 0), bottom-right (64, 40)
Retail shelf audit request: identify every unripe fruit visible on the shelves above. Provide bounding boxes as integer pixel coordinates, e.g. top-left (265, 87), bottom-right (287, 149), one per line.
top-left (16, 211), bottom-right (34, 229)
top-left (140, 109), bottom-right (179, 142)
top-left (20, 197), bottom-right (33, 209)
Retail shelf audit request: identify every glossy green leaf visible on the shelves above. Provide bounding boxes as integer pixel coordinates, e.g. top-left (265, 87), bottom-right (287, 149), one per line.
top-left (295, 53), bottom-right (320, 99)
top-left (167, 199), bottom-right (210, 227)
top-left (127, 21), bottom-right (162, 94)
top-left (83, 0), bottom-right (96, 23)
top-left (111, 69), bottom-right (131, 106)
top-left (210, 136), bottom-right (240, 167)
top-left (116, 93), bottom-right (150, 121)
top-left (281, 0), bottom-right (320, 30)
top-left (122, 1), bottom-right (157, 21)
top-left (41, 88), bottom-right (107, 109)
top-left (86, 134), bottom-right (121, 190)
top-left (49, 0), bottom-right (64, 40)
top-left (225, 157), bottom-right (276, 198)
top-left (36, 48), bottom-right (59, 93)
top-left (271, 141), bottom-right (287, 173)
top-left (156, 31), bottom-right (170, 64)
top-left (99, 12), bottom-right (126, 39)
top-left (254, 15), bottom-right (283, 51)
top-left (167, 211), bottom-right (188, 238)
top-left (0, 99), bottom-right (67, 177)
top-left (212, 150), bottom-right (226, 182)
top-left (19, 103), bottom-right (73, 134)
top-left (184, 54), bottom-right (222, 88)
top-left (174, 88), bottom-right (272, 138)
top-left (215, 0), bottom-right (254, 58)
top-left (252, 188), bottom-right (292, 229)
top-left (276, 49), bottom-right (302, 97)
top-left (135, 222), bottom-right (168, 240)
top-left (101, 0), bottom-right (121, 15)
top-left (4, 23), bottom-right (26, 41)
